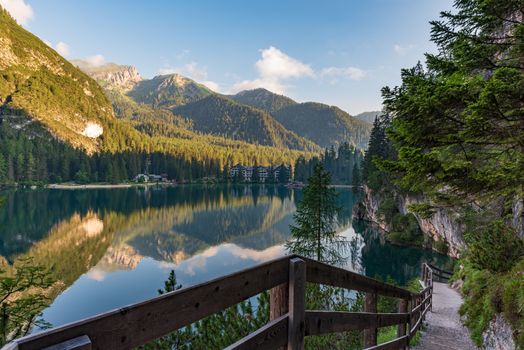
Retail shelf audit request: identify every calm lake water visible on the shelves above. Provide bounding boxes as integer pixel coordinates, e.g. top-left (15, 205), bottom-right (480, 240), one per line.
top-left (0, 185), bottom-right (452, 331)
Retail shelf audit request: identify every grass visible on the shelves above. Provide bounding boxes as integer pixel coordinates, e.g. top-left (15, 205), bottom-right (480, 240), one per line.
top-left (458, 257), bottom-right (524, 348)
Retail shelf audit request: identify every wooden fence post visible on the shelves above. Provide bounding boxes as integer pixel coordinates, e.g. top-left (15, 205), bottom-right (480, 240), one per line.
top-left (363, 292), bottom-right (377, 347)
top-left (397, 298), bottom-right (408, 341)
top-left (270, 284), bottom-right (289, 321)
top-left (287, 258), bottom-right (305, 350)
top-left (407, 297), bottom-right (413, 341)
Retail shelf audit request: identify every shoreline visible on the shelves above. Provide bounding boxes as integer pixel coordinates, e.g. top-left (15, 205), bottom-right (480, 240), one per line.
top-left (47, 182), bottom-right (176, 190)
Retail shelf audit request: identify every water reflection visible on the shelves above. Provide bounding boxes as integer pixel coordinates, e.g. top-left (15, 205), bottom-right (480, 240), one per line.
top-left (0, 185), bottom-right (452, 330)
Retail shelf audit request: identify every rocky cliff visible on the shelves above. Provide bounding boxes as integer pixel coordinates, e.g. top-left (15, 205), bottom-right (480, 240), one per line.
top-left (355, 185), bottom-right (466, 258)
top-left (71, 61), bottom-right (142, 91)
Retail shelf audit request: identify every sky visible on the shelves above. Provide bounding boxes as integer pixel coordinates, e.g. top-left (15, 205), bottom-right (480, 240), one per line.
top-left (0, 0), bottom-right (454, 115)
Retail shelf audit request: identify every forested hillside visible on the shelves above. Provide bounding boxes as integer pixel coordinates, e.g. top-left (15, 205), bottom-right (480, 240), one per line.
top-left (274, 102), bottom-right (371, 149)
top-left (128, 74), bottom-right (213, 109)
top-left (0, 8), bottom-right (317, 184)
top-left (232, 89), bottom-right (372, 149)
top-left (172, 95), bottom-right (319, 151)
top-left (359, 0), bottom-right (524, 347)
top-left (230, 88), bottom-right (297, 114)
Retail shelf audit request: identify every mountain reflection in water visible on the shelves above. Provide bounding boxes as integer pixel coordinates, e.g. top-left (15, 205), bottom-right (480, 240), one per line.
top-left (0, 185), bottom-right (452, 330)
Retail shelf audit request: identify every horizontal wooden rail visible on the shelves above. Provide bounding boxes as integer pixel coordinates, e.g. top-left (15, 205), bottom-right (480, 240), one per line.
top-left (5, 256), bottom-right (447, 350)
top-left (305, 311), bottom-right (409, 336)
top-left (427, 263), bottom-right (452, 276)
top-left (10, 256), bottom-right (291, 350)
top-left (364, 335), bottom-right (409, 350)
top-left (303, 257), bottom-right (414, 299)
top-left (225, 315), bottom-right (288, 350)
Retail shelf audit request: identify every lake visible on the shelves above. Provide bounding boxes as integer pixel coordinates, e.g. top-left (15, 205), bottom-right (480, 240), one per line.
top-left (0, 185), bottom-right (452, 331)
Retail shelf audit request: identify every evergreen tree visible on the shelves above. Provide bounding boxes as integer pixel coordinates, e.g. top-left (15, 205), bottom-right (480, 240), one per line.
top-left (379, 1), bottom-right (524, 346)
top-left (277, 164), bottom-right (289, 184)
top-left (286, 163), bottom-right (346, 264)
top-left (0, 153), bottom-right (6, 183)
top-left (352, 162), bottom-right (361, 189)
top-left (251, 165), bottom-right (260, 183)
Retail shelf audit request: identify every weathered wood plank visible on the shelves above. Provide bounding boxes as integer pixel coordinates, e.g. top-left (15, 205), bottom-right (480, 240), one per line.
top-left (287, 258), bottom-right (305, 350)
top-left (42, 336), bottom-right (91, 350)
top-left (427, 263), bottom-right (452, 276)
top-left (305, 311), bottom-right (409, 336)
top-left (225, 315), bottom-right (288, 350)
top-left (364, 335), bottom-right (409, 350)
top-left (270, 283), bottom-right (289, 320)
top-left (397, 299), bottom-right (408, 338)
top-left (304, 258), bottom-right (413, 299)
top-left (14, 256), bottom-right (290, 350)
top-left (410, 314), bottom-right (422, 335)
top-left (364, 292), bottom-right (378, 347)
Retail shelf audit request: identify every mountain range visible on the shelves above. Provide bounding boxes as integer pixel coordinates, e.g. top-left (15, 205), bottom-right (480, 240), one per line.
top-left (0, 6), bottom-right (372, 176)
top-left (73, 60), bottom-right (372, 151)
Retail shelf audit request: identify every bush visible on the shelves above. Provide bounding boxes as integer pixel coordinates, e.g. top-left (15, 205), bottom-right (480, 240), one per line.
top-left (465, 220), bottom-right (524, 273)
top-left (433, 238), bottom-right (449, 255)
top-left (459, 258), bottom-right (524, 348)
top-left (388, 213), bottom-right (424, 246)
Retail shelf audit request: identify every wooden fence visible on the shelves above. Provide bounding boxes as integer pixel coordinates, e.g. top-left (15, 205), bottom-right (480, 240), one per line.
top-left (4, 256), bottom-right (447, 350)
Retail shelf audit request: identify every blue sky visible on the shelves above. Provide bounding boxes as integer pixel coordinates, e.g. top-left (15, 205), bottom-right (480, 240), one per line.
top-left (2, 0), bottom-right (454, 114)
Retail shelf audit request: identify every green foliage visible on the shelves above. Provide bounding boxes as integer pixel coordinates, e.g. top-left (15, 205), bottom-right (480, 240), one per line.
top-left (458, 258), bottom-right (524, 348)
top-left (407, 203), bottom-right (434, 219)
top-left (231, 89), bottom-right (372, 150)
top-left (318, 143), bottom-right (363, 185)
top-left (143, 270), bottom-right (270, 350)
top-left (0, 258), bottom-right (54, 345)
top-left (464, 220), bottom-right (524, 273)
top-left (273, 102), bottom-right (372, 149)
top-left (361, 115), bottom-right (394, 191)
top-left (286, 163), bottom-right (347, 264)
top-left (433, 238), bottom-right (449, 255)
top-left (173, 95), bottom-right (320, 152)
top-left (378, 1), bottom-right (524, 344)
top-left (388, 213), bottom-right (424, 247)
top-left (128, 74), bottom-right (212, 109)
top-left (377, 196), bottom-right (424, 247)
top-left (231, 88), bottom-right (297, 114)
top-left (0, 10), bottom-right (318, 184)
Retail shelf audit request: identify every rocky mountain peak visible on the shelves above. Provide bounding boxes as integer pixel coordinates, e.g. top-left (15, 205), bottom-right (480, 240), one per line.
top-left (71, 60), bottom-right (142, 91)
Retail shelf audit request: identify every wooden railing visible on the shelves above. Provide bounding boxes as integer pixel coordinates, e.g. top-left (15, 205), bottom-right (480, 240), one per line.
top-left (3, 256), bottom-right (448, 350)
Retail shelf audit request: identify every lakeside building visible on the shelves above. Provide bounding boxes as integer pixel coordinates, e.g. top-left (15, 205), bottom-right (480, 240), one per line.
top-left (133, 173), bottom-right (168, 182)
top-left (229, 164), bottom-right (289, 182)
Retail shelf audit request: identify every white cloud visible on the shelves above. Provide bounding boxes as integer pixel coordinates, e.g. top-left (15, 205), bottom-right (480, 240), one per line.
top-left (256, 46), bottom-right (314, 80)
top-left (0, 0), bottom-right (33, 25)
top-left (231, 46), bottom-right (314, 94)
top-left (43, 40), bottom-right (71, 57)
top-left (84, 54), bottom-right (107, 67)
top-left (320, 66), bottom-right (366, 81)
top-left (158, 61), bottom-right (221, 92)
top-left (394, 44), bottom-right (414, 56)
top-left (55, 41), bottom-right (70, 57)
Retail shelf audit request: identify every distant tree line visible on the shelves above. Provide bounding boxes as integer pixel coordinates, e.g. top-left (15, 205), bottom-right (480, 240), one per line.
top-left (0, 123), bottom-right (224, 184)
top-left (294, 142), bottom-right (364, 186)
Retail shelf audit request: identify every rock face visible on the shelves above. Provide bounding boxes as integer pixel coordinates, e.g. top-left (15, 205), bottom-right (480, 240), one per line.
top-left (513, 197), bottom-right (523, 237)
top-left (96, 65), bottom-right (142, 91)
top-left (71, 61), bottom-right (142, 91)
top-left (482, 314), bottom-right (516, 350)
top-left (355, 185), bottom-right (466, 258)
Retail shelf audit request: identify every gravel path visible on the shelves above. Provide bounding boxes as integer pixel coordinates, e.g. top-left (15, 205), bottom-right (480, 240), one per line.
top-left (413, 282), bottom-right (479, 350)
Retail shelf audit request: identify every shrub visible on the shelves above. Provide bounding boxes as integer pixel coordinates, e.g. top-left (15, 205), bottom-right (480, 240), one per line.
top-left (464, 220), bottom-right (524, 273)
top-left (433, 238), bottom-right (449, 255)
top-left (388, 213), bottom-right (424, 246)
